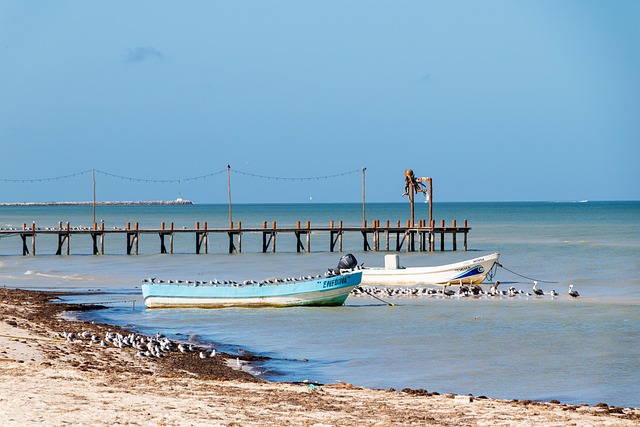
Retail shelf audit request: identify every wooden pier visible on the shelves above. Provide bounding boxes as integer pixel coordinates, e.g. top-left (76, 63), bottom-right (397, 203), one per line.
top-left (0, 219), bottom-right (471, 256)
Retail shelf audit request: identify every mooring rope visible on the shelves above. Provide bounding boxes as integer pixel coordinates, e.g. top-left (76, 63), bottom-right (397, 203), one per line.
top-left (495, 262), bottom-right (559, 284)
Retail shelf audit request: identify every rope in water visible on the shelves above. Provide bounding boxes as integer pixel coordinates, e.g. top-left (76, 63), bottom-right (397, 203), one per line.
top-left (362, 289), bottom-right (395, 306)
top-left (495, 262), bottom-right (559, 284)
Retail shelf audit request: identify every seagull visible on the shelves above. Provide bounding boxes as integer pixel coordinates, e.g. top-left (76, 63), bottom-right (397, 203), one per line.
top-left (549, 290), bottom-right (558, 297)
top-left (532, 281), bottom-right (544, 296)
top-left (568, 284), bottom-right (580, 298)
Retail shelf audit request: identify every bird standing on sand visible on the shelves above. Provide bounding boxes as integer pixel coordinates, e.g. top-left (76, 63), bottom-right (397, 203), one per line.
top-left (568, 284), bottom-right (580, 298)
top-left (532, 281), bottom-right (544, 296)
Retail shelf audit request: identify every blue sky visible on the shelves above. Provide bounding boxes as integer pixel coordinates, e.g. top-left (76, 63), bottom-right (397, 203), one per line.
top-left (1, 1), bottom-right (639, 203)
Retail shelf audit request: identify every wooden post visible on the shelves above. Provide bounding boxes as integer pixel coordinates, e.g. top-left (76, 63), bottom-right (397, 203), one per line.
top-left (100, 221), bottom-right (105, 255)
top-left (427, 177), bottom-right (433, 227)
top-left (373, 220), bottom-right (379, 251)
top-left (272, 221), bottom-right (277, 253)
top-left (170, 222), bottom-right (174, 254)
top-left (406, 220), bottom-right (411, 252)
top-left (92, 222), bottom-right (99, 255)
top-left (203, 222), bottom-right (208, 254)
top-left (452, 219), bottom-right (457, 251)
top-left (160, 222), bottom-right (166, 254)
top-left (463, 219), bottom-right (468, 251)
top-left (429, 219), bottom-right (435, 252)
top-left (362, 167), bottom-right (366, 227)
top-left (65, 222), bottom-right (70, 255)
top-left (385, 220), bottom-right (390, 251)
top-left (362, 220), bottom-right (371, 251)
top-left (31, 222), bottom-right (36, 256)
top-left (229, 221), bottom-right (236, 253)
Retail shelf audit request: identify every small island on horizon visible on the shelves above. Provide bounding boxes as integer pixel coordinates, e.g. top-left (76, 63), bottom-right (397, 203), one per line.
top-left (0, 198), bottom-right (193, 207)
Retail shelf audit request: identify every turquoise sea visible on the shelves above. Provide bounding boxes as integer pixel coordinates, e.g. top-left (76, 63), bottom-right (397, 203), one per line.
top-left (1, 201), bottom-right (639, 407)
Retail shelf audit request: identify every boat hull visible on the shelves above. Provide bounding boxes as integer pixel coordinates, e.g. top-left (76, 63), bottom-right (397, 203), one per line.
top-left (361, 253), bottom-right (499, 286)
top-left (142, 271), bottom-right (362, 308)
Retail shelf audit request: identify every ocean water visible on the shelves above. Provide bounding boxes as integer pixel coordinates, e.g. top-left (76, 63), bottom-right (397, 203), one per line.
top-left (1, 201), bottom-right (639, 407)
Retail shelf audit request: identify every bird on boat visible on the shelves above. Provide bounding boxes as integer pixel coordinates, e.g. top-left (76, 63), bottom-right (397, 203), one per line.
top-left (532, 281), bottom-right (544, 296)
top-left (568, 284), bottom-right (580, 298)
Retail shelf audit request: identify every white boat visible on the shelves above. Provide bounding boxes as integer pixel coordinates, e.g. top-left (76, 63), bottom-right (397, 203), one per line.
top-left (142, 255), bottom-right (363, 308)
top-left (360, 253), bottom-right (500, 286)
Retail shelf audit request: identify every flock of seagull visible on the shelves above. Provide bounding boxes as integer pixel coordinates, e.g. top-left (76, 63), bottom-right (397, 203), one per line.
top-left (54, 330), bottom-right (216, 359)
top-left (351, 280), bottom-right (581, 299)
top-left (142, 274), bottom-right (329, 287)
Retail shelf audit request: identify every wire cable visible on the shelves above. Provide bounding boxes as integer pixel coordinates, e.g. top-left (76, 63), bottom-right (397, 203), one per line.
top-left (496, 262), bottom-right (559, 284)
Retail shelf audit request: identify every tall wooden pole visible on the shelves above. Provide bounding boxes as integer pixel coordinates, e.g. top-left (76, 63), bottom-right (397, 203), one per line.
top-left (428, 177), bottom-right (433, 226)
top-left (409, 180), bottom-right (415, 227)
top-left (92, 169), bottom-right (96, 225)
top-left (227, 165), bottom-right (233, 226)
top-left (361, 167), bottom-right (366, 227)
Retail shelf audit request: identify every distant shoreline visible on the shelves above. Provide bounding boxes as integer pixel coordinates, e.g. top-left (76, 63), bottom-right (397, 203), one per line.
top-left (0, 199), bottom-right (193, 207)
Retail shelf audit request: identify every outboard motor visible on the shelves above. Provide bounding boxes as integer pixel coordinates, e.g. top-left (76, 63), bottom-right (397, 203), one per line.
top-left (337, 254), bottom-right (358, 271)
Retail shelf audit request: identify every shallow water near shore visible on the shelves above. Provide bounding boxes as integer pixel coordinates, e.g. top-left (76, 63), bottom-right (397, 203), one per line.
top-left (1, 201), bottom-right (639, 407)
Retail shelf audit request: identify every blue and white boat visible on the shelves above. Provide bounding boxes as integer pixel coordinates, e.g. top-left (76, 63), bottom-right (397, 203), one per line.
top-left (142, 256), bottom-right (362, 309)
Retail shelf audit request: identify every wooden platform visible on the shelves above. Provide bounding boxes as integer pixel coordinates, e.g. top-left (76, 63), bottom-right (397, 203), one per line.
top-left (0, 220), bottom-right (470, 256)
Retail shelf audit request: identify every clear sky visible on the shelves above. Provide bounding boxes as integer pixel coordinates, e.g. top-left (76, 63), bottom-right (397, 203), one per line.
top-left (1, 1), bottom-right (639, 203)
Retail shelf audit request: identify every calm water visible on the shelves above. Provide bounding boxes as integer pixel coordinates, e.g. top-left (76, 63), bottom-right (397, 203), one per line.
top-left (1, 201), bottom-right (639, 407)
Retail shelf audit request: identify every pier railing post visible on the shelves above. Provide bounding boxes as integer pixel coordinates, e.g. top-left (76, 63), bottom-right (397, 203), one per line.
top-left (464, 219), bottom-right (468, 251)
top-left (170, 222), bottom-right (174, 254)
top-left (452, 219), bottom-right (457, 251)
top-left (385, 220), bottom-right (390, 251)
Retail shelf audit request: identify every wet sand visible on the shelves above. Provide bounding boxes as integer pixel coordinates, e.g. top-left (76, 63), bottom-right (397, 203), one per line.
top-left (0, 288), bottom-right (638, 426)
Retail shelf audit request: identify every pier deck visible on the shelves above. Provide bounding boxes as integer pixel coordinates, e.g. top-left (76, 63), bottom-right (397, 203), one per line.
top-left (0, 220), bottom-right (470, 256)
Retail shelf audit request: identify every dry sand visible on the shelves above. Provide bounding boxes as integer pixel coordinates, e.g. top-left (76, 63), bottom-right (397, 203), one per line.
top-left (0, 288), bottom-right (638, 426)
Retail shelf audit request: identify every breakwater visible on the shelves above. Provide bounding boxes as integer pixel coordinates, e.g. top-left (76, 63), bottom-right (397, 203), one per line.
top-left (0, 200), bottom-right (193, 207)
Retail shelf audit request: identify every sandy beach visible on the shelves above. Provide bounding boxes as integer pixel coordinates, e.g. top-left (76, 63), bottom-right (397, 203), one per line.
top-left (0, 288), bottom-right (638, 426)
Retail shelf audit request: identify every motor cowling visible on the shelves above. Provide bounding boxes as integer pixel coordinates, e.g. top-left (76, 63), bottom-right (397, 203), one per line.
top-left (337, 254), bottom-right (358, 271)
